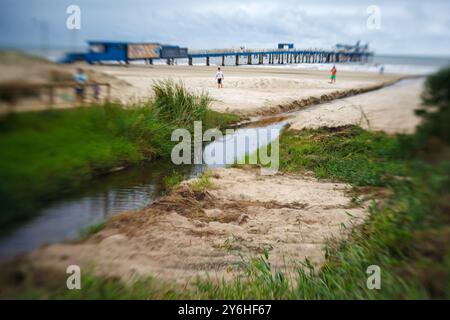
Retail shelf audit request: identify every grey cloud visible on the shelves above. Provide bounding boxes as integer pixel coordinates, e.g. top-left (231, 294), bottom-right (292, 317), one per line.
top-left (0, 0), bottom-right (449, 55)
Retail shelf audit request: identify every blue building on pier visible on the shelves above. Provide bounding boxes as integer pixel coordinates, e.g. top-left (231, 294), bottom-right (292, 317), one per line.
top-left (61, 41), bottom-right (188, 64)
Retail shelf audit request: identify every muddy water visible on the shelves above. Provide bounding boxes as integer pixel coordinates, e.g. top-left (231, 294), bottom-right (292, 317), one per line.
top-left (0, 121), bottom-right (286, 260)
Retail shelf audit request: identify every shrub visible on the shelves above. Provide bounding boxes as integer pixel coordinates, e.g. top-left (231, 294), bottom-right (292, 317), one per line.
top-left (413, 67), bottom-right (450, 149)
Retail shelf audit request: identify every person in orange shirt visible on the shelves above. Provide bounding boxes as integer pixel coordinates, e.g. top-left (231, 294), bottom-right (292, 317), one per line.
top-left (330, 65), bottom-right (337, 84)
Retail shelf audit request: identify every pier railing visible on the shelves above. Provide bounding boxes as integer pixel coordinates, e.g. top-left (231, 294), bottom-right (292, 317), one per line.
top-left (187, 47), bottom-right (373, 66)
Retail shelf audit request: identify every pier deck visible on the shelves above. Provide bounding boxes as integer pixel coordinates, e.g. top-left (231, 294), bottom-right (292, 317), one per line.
top-left (188, 49), bottom-right (373, 66)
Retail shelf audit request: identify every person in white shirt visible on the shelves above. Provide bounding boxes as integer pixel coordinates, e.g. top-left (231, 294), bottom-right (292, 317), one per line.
top-left (216, 67), bottom-right (224, 88)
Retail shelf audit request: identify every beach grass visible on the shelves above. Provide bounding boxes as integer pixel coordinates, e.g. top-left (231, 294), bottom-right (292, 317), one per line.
top-left (163, 171), bottom-right (185, 190)
top-left (278, 125), bottom-right (411, 186)
top-left (153, 80), bottom-right (210, 126)
top-left (191, 170), bottom-right (214, 192)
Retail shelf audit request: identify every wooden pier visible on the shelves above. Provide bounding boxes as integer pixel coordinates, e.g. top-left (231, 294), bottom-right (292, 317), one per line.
top-left (187, 49), bottom-right (373, 66)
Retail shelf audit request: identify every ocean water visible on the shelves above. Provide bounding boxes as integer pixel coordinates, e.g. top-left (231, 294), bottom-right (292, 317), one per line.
top-left (23, 48), bottom-right (450, 75)
top-left (134, 54), bottom-right (450, 75)
top-left (231, 54), bottom-right (450, 75)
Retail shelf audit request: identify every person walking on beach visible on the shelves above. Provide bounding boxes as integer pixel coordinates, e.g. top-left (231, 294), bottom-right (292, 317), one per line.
top-left (74, 68), bottom-right (88, 103)
top-left (329, 65), bottom-right (337, 84)
top-left (216, 67), bottom-right (224, 88)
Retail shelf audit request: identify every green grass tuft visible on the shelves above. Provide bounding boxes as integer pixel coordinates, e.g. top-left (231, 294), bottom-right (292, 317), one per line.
top-left (191, 170), bottom-right (214, 192)
top-left (163, 171), bottom-right (184, 190)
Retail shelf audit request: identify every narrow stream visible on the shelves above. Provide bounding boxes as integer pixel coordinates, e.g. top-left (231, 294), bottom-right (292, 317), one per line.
top-left (0, 121), bottom-right (287, 261)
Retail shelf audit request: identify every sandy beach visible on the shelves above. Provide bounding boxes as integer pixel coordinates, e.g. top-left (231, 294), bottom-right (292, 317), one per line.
top-left (84, 64), bottom-right (407, 117)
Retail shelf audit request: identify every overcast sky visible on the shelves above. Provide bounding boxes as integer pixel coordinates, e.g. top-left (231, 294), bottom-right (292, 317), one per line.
top-left (1, 0), bottom-right (450, 56)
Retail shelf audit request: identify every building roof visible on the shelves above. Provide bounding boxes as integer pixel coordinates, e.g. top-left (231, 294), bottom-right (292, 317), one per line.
top-left (87, 40), bottom-right (161, 46)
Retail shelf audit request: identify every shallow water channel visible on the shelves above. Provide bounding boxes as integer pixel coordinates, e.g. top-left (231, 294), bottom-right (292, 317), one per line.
top-left (0, 120), bottom-right (287, 260)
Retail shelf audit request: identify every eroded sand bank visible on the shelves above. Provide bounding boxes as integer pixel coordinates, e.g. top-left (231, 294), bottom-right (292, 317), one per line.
top-left (28, 168), bottom-right (367, 283)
